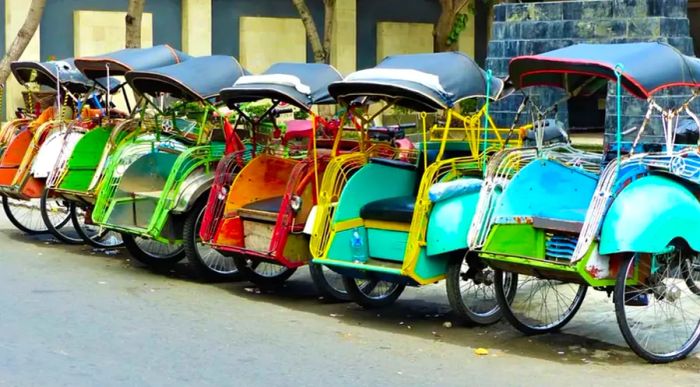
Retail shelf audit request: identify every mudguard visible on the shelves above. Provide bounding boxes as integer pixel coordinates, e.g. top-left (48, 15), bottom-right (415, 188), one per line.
top-left (32, 131), bottom-right (83, 178)
top-left (599, 175), bottom-right (700, 254)
top-left (171, 169), bottom-right (214, 214)
top-left (426, 189), bottom-right (480, 256)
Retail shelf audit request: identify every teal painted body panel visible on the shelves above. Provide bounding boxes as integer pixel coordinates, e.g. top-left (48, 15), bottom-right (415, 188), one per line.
top-left (600, 175), bottom-right (700, 254)
top-left (494, 159), bottom-right (597, 223)
top-left (367, 228), bottom-right (408, 262)
top-left (327, 228), bottom-right (367, 263)
top-left (414, 248), bottom-right (451, 281)
top-left (326, 162), bottom-right (416, 264)
top-left (333, 163), bottom-right (417, 221)
top-left (426, 189), bottom-right (480, 255)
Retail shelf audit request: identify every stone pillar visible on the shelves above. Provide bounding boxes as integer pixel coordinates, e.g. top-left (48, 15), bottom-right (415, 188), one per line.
top-left (182, 0), bottom-right (212, 56)
top-left (4, 0), bottom-right (41, 120)
top-left (485, 0), bottom-right (693, 142)
top-left (330, 0), bottom-right (356, 75)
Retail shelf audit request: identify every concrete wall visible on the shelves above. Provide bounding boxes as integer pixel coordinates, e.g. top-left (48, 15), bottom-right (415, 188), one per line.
top-left (41, 0), bottom-right (181, 60)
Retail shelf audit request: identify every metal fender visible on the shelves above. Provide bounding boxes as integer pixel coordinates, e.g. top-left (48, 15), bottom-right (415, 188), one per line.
top-left (31, 131), bottom-right (83, 178)
top-left (171, 168), bottom-right (214, 214)
top-left (426, 190), bottom-right (480, 256)
top-left (599, 175), bottom-right (700, 254)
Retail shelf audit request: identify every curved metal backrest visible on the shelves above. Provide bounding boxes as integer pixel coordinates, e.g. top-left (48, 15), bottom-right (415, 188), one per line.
top-left (329, 52), bottom-right (504, 111)
top-left (220, 62), bottom-right (343, 109)
top-left (510, 42), bottom-right (700, 99)
top-left (125, 55), bottom-right (247, 101)
top-left (74, 45), bottom-right (191, 79)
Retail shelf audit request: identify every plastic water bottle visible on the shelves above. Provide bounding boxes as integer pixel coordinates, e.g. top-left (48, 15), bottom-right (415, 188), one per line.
top-left (350, 228), bottom-right (367, 263)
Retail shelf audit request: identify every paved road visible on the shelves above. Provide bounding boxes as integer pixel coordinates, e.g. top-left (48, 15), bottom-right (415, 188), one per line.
top-left (0, 218), bottom-right (698, 387)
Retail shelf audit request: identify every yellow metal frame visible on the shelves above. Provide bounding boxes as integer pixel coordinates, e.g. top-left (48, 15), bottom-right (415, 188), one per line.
top-left (312, 100), bottom-right (528, 284)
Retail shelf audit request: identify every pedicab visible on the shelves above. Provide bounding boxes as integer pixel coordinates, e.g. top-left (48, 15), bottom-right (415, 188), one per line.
top-left (90, 55), bottom-right (247, 269)
top-left (310, 52), bottom-right (525, 317)
top-left (470, 42), bottom-right (700, 362)
top-left (0, 57), bottom-right (111, 236)
top-left (48, 45), bottom-right (190, 247)
top-left (197, 62), bottom-right (363, 293)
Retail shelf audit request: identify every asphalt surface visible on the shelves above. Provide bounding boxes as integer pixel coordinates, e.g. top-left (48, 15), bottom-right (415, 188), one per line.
top-left (0, 217), bottom-right (698, 387)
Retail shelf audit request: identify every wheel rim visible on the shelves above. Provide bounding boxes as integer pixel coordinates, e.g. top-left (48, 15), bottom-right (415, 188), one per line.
top-left (683, 254), bottom-right (700, 295)
top-left (458, 259), bottom-right (515, 319)
top-left (74, 206), bottom-right (123, 247)
top-left (355, 279), bottom-right (400, 300)
top-left (249, 260), bottom-right (290, 278)
top-left (504, 273), bottom-right (586, 332)
top-left (320, 264), bottom-right (347, 295)
top-left (135, 236), bottom-right (183, 259)
top-left (194, 208), bottom-right (236, 274)
top-left (618, 250), bottom-right (700, 359)
top-left (6, 197), bottom-right (69, 233)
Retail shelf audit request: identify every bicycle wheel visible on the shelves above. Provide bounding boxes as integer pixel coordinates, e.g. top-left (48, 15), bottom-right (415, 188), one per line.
top-left (3, 195), bottom-right (68, 234)
top-left (70, 205), bottom-right (124, 248)
top-left (122, 233), bottom-right (185, 270)
top-left (40, 188), bottom-right (81, 244)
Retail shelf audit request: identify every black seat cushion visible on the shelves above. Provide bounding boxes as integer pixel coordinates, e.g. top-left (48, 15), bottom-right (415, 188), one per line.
top-left (369, 157), bottom-right (417, 171)
top-left (243, 196), bottom-right (284, 213)
top-left (360, 195), bottom-right (416, 223)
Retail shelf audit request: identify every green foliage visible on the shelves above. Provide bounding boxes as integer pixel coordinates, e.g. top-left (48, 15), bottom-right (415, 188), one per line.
top-left (294, 109), bottom-right (310, 120)
top-left (459, 99), bottom-right (479, 115)
top-left (447, 13), bottom-right (469, 46)
top-left (241, 101), bottom-right (273, 118)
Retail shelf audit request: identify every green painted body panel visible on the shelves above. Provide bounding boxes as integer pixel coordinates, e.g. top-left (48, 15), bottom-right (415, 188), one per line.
top-left (333, 163), bottom-right (416, 221)
top-left (426, 190), bottom-right (480, 256)
top-left (367, 228), bottom-right (408, 262)
top-left (482, 223), bottom-right (545, 259)
top-left (58, 126), bottom-right (113, 192)
top-left (312, 256), bottom-right (403, 276)
top-left (600, 175), bottom-right (700, 254)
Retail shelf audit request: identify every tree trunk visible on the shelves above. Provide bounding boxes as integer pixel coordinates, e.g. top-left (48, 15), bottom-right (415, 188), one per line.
top-left (434, 0), bottom-right (470, 52)
top-left (125, 0), bottom-right (146, 49)
top-left (322, 0), bottom-right (336, 64)
top-left (292, 0), bottom-right (326, 63)
top-left (0, 0), bottom-right (47, 87)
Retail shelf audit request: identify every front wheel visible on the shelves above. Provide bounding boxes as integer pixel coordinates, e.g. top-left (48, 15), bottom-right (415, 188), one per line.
top-left (121, 233), bottom-right (185, 270)
top-left (446, 253), bottom-right (517, 325)
top-left (309, 263), bottom-right (351, 301)
top-left (494, 269), bottom-right (587, 334)
top-left (232, 255), bottom-right (296, 288)
top-left (615, 251), bottom-right (700, 363)
top-left (342, 276), bottom-right (406, 309)
top-left (3, 195), bottom-right (54, 234)
top-left (183, 200), bottom-right (241, 282)
top-left (71, 205), bottom-right (124, 248)
top-left (40, 188), bottom-right (81, 244)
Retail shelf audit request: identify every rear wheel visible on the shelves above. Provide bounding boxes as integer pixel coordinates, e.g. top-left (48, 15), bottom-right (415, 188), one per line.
top-left (71, 205), bottom-right (124, 248)
top-left (184, 199), bottom-right (241, 282)
top-left (40, 188), bottom-right (81, 244)
top-left (3, 195), bottom-right (68, 234)
top-left (494, 269), bottom-right (587, 334)
top-left (121, 233), bottom-right (185, 270)
top-left (615, 250), bottom-right (700, 363)
top-left (232, 255), bottom-right (296, 288)
top-left (682, 252), bottom-right (700, 295)
top-left (309, 263), bottom-right (351, 301)
top-left (446, 252), bottom-right (517, 325)
top-left (342, 276), bottom-right (406, 309)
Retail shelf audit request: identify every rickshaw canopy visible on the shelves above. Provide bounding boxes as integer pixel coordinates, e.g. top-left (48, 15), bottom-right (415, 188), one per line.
top-left (219, 62), bottom-right (343, 109)
top-left (328, 52), bottom-right (504, 111)
top-left (10, 58), bottom-right (118, 94)
top-left (124, 55), bottom-right (247, 101)
top-left (74, 45), bottom-right (191, 79)
top-left (509, 42), bottom-right (700, 99)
